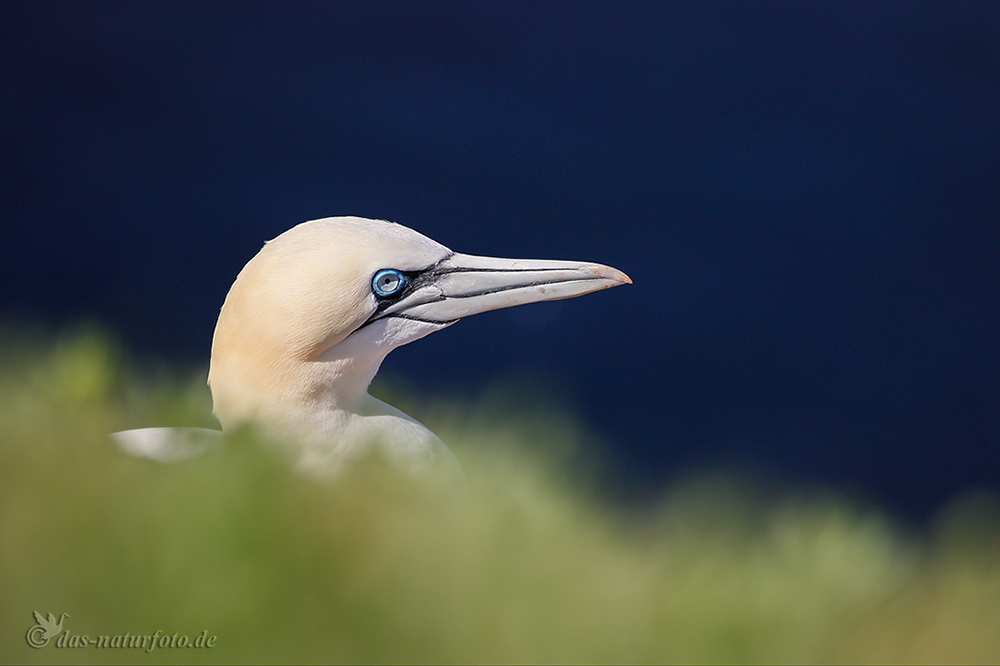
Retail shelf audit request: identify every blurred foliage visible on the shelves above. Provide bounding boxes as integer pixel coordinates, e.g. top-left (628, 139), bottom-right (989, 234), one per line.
top-left (1, 325), bottom-right (998, 664)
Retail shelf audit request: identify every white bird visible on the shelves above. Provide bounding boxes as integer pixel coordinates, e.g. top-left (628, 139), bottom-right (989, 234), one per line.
top-left (114, 216), bottom-right (630, 476)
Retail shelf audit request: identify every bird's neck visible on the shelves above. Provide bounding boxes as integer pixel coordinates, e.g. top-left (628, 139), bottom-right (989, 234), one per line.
top-left (209, 316), bottom-right (460, 477)
top-left (212, 345), bottom-right (453, 475)
top-left (249, 360), bottom-right (452, 477)
top-left (300, 353), bottom-right (383, 413)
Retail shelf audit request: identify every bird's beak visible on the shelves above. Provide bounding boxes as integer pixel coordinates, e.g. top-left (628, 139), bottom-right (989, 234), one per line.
top-left (376, 252), bottom-right (632, 324)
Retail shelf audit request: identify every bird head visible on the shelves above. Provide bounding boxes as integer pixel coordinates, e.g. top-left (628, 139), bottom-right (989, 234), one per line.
top-left (208, 217), bottom-right (630, 440)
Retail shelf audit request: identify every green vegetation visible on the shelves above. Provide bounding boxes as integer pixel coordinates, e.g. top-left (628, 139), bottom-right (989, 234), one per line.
top-left (1, 326), bottom-right (998, 663)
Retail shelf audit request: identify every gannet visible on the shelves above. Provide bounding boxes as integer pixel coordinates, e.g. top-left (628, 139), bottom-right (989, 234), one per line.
top-left (114, 216), bottom-right (630, 475)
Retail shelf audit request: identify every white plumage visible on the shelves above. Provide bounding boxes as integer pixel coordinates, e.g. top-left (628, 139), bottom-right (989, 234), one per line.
top-left (114, 217), bottom-right (630, 475)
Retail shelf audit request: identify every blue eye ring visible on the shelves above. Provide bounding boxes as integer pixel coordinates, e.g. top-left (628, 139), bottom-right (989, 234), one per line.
top-left (372, 268), bottom-right (406, 297)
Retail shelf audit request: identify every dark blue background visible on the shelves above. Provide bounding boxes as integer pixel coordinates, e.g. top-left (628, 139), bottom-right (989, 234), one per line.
top-left (3, 2), bottom-right (998, 520)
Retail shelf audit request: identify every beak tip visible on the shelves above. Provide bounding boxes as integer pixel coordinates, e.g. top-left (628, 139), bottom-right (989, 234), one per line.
top-left (586, 264), bottom-right (631, 286)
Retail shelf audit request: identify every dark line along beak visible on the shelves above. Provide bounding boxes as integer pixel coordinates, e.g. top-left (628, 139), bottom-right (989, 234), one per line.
top-left (376, 252), bottom-right (632, 324)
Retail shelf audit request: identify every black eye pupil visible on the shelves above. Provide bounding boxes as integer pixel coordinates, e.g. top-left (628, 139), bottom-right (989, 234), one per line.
top-left (373, 269), bottom-right (405, 297)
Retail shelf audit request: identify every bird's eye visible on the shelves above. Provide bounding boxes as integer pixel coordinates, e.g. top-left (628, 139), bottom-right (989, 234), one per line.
top-left (372, 268), bottom-right (406, 297)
